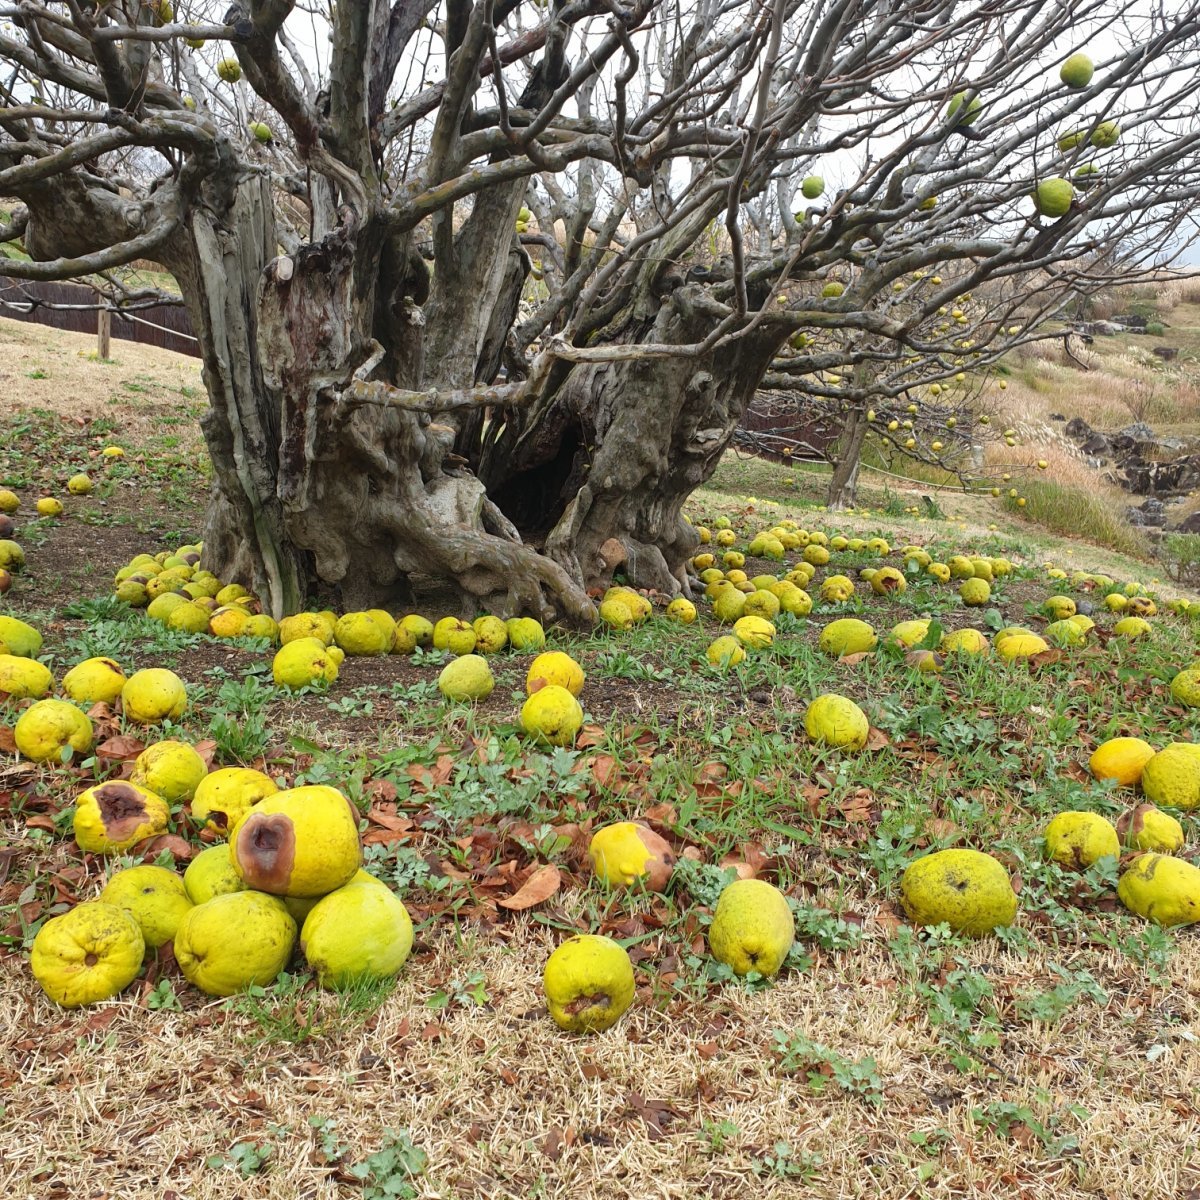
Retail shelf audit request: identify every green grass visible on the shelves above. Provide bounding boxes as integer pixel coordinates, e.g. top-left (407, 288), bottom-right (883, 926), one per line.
top-left (1001, 478), bottom-right (1146, 558)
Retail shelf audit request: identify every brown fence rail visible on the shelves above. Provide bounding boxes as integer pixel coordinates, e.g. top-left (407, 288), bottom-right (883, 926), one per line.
top-left (0, 275), bottom-right (198, 357)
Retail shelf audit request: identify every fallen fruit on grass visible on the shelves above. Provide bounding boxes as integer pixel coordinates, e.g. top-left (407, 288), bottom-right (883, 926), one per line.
top-left (804, 693), bottom-right (869, 750)
top-left (1043, 811), bottom-right (1119, 868)
top-left (520, 684), bottom-right (584, 746)
top-left (588, 822), bottom-right (676, 891)
top-left (900, 848), bottom-right (1017, 935)
top-left (130, 740), bottom-right (207, 803)
top-left (506, 617), bottom-right (546, 651)
top-left (543, 934), bottom-right (635, 1033)
top-left (67, 473), bottom-right (93, 495)
top-left (393, 613), bottom-right (433, 653)
top-left (14, 698), bottom-right (93, 762)
top-left (231, 784), bottom-right (361, 897)
top-left (0, 540), bottom-right (22, 572)
top-left (272, 636), bottom-right (339, 688)
top-left (706, 634), bottom-right (746, 667)
top-left (301, 878), bottom-right (414, 988)
top-left (183, 843), bottom-right (247, 904)
top-left (100, 864), bottom-right (193, 949)
top-left (30, 902), bottom-right (144, 1007)
top-left (995, 633), bottom-right (1049, 660)
top-left (190, 767), bottom-right (278, 835)
top-left (472, 615), bottom-right (508, 653)
top-left (121, 667), bottom-right (188, 724)
top-left (1140, 743), bottom-right (1200, 810)
top-left (334, 611), bottom-right (391, 656)
top-left (174, 891), bottom-right (296, 996)
top-left (526, 651), bottom-right (585, 697)
top-left (708, 879), bottom-right (795, 977)
top-left (432, 616), bottom-right (476, 655)
top-left (1169, 668), bottom-right (1200, 708)
top-left (1116, 804), bottom-right (1185, 853)
top-left (62, 656), bottom-right (126, 705)
top-left (438, 653), bottom-right (495, 701)
top-left (941, 628), bottom-right (989, 655)
top-left (36, 497), bottom-right (63, 517)
top-left (0, 654), bottom-right (53, 699)
top-left (1088, 736), bottom-right (1155, 788)
top-left (1112, 616), bottom-right (1151, 640)
top-left (733, 614), bottom-right (775, 648)
top-left (666, 597), bottom-right (697, 623)
top-left (1116, 853), bottom-right (1200, 927)
top-left (74, 781), bottom-right (170, 854)
top-left (0, 614), bottom-right (42, 657)
top-left (818, 618), bottom-right (877, 657)
top-left (0, 488), bottom-right (17, 512)
top-left (959, 578), bottom-right (990, 606)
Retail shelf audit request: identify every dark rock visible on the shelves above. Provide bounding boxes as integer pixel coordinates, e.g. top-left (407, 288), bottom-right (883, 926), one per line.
top-left (1075, 599), bottom-right (1094, 615)
top-left (1118, 455), bottom-right (1200, 496)
top-left (1049, 412), bottom-right (1066, 421)
top-left (1153, 346), bottom-right (1179, 361)
top-left (1112, 314), bottom-right (1149, 329)
top-left (1065, 416), bottom-right (1094, 440)
top-left (1118, 422), bottom-right (1156, 443)
top-left (1171, 511), bottom-right (1200, 535)
top-left (1081, 432), bottom-right (1110, 456)
top-left (1083, 321), bottom-right (1122, 336)
top-left (1127, 499), bottom-right (1167, 527)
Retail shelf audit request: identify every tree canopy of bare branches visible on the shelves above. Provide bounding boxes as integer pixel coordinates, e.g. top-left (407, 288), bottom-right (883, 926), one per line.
top-left (1, 0), bottom-right (1198, 616)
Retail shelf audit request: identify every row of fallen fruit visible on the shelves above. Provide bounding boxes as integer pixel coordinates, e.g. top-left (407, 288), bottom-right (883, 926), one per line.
top-left (27, 774), bottom-right (1200, 1026)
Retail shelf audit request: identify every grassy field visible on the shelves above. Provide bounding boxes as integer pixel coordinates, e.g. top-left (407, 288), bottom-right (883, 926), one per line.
top-left (2, 317), bottom-right (1200, 1199)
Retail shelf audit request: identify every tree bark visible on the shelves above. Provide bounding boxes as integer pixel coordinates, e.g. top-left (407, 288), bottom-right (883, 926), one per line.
top-left (826, 405), bottom-right (869, 510)
top-left (483, 287), bottom-right (787, 595)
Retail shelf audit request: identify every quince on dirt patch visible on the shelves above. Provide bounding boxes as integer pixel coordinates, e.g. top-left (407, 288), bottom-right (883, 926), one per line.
top-left (708, 878), bottom-right (795, 977)
top-left (100, 864), bottom-right (193, 949)
top-left (521, 684), bottom-right (583, 746)
top-left (14, 698), bottom-right (93, 762)
top-left (301, 877), bottom-right (413, 988)
top-left (1117, 854), bottom-right (1200, 927)
top-left (121, 668), bottom-right (188, 724)
top-left (804, 693), bottom-right (869, 750)
top-left (184, 843), bottom-right (247, 904)
top-left (1043, 811), bottom-right (1119, 868)
top-left (60, 655), bottom-right (127, 705)
top-left (74, 781), bottom-right (170, 853)
top-left (543, 934), bottom-right (635, 1033)
top-left (130, 740), bottom-right (207, 803)
top-left (273, 636), bottom-right (340, 689)
top-left (230, 784), bottom-right (361, 897)
top-left (1116, 804), bottom-right (1184, 853)
top-left (190, 767), bottom-right (278, 836)
top-left (526, 651), bottom-right (584, 697)
top-left (588, 822), bottom-right (676, 891)
top-left (438, 654), bottom-right (494, 701)
top-left (900, 848), bottom-right (1017, 935)
top-left (174, 891), bottom-right (297, 996)
top-left (31, 901), bottom-right (145, 1007)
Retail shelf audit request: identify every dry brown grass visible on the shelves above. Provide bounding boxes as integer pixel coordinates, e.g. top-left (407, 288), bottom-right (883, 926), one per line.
top-left (1, 315), bottom-right (206, 450)
top-left (2, 902), bottom-right (1200, 1200)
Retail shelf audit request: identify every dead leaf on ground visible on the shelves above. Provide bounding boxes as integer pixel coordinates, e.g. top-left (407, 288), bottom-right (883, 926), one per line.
top-left (497, 864), bottom-right (561, 910)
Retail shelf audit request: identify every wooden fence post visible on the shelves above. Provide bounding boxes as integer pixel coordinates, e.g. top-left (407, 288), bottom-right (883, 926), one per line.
top-left (97, 308), bottom-right (111, 360)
